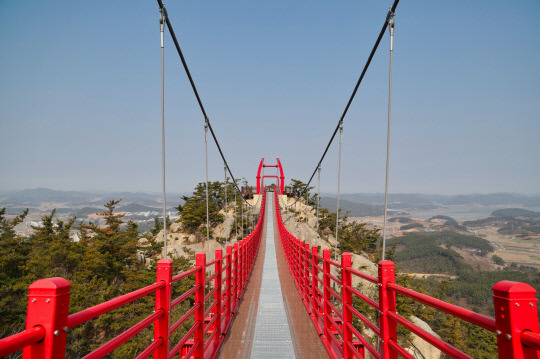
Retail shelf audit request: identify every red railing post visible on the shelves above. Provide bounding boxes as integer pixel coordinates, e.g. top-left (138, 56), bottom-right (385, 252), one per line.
top-left (23, 277), bottom-right (71, 359)
top-left (342, 253), bottom-right (353, 359)
top-left (378, 260), bottom-right (397, 359)
top-left (312, 246), bottom-right (320, 321)
top-left (323, 249), bottom-right (332, 340)
top-left (246, 236), bottom-right (251, 274)
top-left (288, 234), bottom-right (292, 267)
top-left (289, 237), bottom-right (295, 281)
top-left (232, 242), bottom-right (239, 313)
top-left (250, 234), bottom-right (254, 268)
top-left (298, 240), bottom-right (305, 295)
top-left (226, 245), bottom-right (233, 322)
top-left (294, 237), bottom-right (302, 288)
top-left (492, 281), bottom-right (540, 359)
top-left (244, 239), bottom-right (249, 285)
top-left (154, 259), bottom-right (172, 359)
top-left (214, 249), bottom-right (222, 337)
top-left (239, 240), bottom-right (245, 295)
top-left (194, 252), bottom-right (206, 359)
top-left (304, 242), bottom-right (311, 308)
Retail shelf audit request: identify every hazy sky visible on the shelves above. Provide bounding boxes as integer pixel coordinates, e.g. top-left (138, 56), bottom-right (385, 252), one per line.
top-left (1, 1), bottom-right (538, 195)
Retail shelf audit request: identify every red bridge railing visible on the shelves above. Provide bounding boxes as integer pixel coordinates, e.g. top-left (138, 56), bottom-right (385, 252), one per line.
top-left (273, 191), bottom-right (540, 359)
top-left (0, 192), bottom-right (266, 359)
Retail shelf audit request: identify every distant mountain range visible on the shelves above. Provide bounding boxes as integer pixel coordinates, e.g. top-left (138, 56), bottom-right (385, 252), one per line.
top-left (322, 192), bottom-right (540, 208)
top-left (2, 189), bottom-right (540, 217)
top-left (0, 188), bottom-right (185, 207)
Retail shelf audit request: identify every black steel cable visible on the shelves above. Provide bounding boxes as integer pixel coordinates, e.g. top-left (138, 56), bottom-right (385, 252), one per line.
top-left (156, 0), bottom-right (252, 206)
top-left (296, 0), bottom-right (400, 200)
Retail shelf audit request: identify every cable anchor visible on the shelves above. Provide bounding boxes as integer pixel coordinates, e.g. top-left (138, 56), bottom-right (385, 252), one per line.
top-left (387, 9), bottom-right (395, 29)
top-left (387, 9), bottom-right (395, 50)
top-left (159, 6), bottom-right (166, 49)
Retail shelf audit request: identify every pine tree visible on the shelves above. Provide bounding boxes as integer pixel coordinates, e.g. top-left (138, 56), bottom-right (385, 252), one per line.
top-left (0, 208), bottom-right (29, 335)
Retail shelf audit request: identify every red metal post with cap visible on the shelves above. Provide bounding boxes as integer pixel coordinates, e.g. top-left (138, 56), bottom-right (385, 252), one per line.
top-left (225, 245), bottom-right (233, 324)
top-left (154, 259), bottom-right (172, 359)
top-left (342, 253), bottom-right (353, 359)
top-left (194, 252), bottom-right (206, 359)
top-left (378, 260), bottom-right (397, 359)
top-left (214, 249), bottom-right (223, 337)
top-left (23, 277), bottom-right (71, 359)
top-left (493, 281), bottom-right (540, 359)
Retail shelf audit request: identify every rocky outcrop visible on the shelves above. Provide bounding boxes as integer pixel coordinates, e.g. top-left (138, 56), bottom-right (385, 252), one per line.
top-left (405, 316), bottom-right (442, 359)
top-left (148, 206), bottom-right (249, 263)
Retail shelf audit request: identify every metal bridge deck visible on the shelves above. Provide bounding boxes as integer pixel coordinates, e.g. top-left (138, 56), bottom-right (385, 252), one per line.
top-left (218, 194), bottom-right (327, 359)
top-left (250, 196), bottom-right (295, 358)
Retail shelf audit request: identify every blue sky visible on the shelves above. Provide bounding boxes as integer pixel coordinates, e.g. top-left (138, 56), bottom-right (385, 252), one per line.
top-left (1, 1), bottom-right (538, 195)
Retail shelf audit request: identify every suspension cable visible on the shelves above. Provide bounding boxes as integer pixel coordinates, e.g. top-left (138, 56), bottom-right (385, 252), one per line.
top-left (295, 0), bottom-right (401, 201)
top-left (224, 165), bottom-right (228, 244)
top-left (334, 124), bottom-right (343, 261)
top-left (156, 1), bottom-right (252, 207)
top-left (159, 8), bottom-right (168, 259)
top-left (234, 190), bottom-right (238, 240)
top-left (304, 190), bottom-right (309, 241)
top-left (382, 10), bottom-right (395, 261)
top-left (204, 122), bottom-right (210, 251)
top-left (317, 166), bottom-right (321, 236)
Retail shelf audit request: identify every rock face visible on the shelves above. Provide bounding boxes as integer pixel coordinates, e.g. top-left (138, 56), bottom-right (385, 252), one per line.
top-left (406, 317), bottom-right (442, 359)
top-left (149, 207), bottom-right (248, 263)
top-left (278, 196), bottom-right (379, 284)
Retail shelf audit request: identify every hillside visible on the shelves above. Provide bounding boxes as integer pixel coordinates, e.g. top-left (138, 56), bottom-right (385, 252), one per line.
top-left (388, 231), bottom-right (494, 274)
top-left (319, 197), bottom-right (382, 216)
top-left (322, 192), bottom-right (540, 208)
top-left (387, 230), bottom-right (540, 318)
top-left (464, 209), bottom-right (540, 238)
top-left (491, 208), bottom-right (540, 218)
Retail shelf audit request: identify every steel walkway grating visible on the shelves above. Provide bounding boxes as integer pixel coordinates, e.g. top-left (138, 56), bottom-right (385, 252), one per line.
top-left (250, 195), bottom-right (295, 358)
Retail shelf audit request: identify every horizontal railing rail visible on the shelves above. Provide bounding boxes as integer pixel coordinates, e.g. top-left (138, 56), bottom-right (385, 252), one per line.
top-left (273, 190), bottom-right (540, 359)
top-left (0, 192), bottom-right (266, 359)
top-left (0, 326), bottom-right (45, 358)
top-left (67, 282), bottom-right (166, 328)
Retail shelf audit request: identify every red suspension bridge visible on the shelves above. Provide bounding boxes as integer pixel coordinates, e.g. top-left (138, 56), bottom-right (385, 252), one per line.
top-left (1, 184), bottom-right (540, 359)
top-left (1, 1), bottom-right (539, 358)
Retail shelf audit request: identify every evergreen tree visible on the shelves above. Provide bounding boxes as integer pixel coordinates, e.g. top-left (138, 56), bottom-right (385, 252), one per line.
top-left (0, 208), bottom-right (29, 336)
top-left (179, 182), bottom-right (224, 235)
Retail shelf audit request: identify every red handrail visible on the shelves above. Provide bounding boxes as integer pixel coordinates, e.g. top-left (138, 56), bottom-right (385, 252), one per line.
top-left (273, 190), bottom-right (540, 359)
top-left (0, 326), bottom-right (45, 357)
top-left (522, 331), bottom-right (540, 350)
top-left (81, 310), bottom-right (165, 359)
top-left (387, 282), bottom-right (497, 331)
top-left (67, 282), bottom-right (165, 328)
top-left (0, 192), bottom-right (267, 359)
